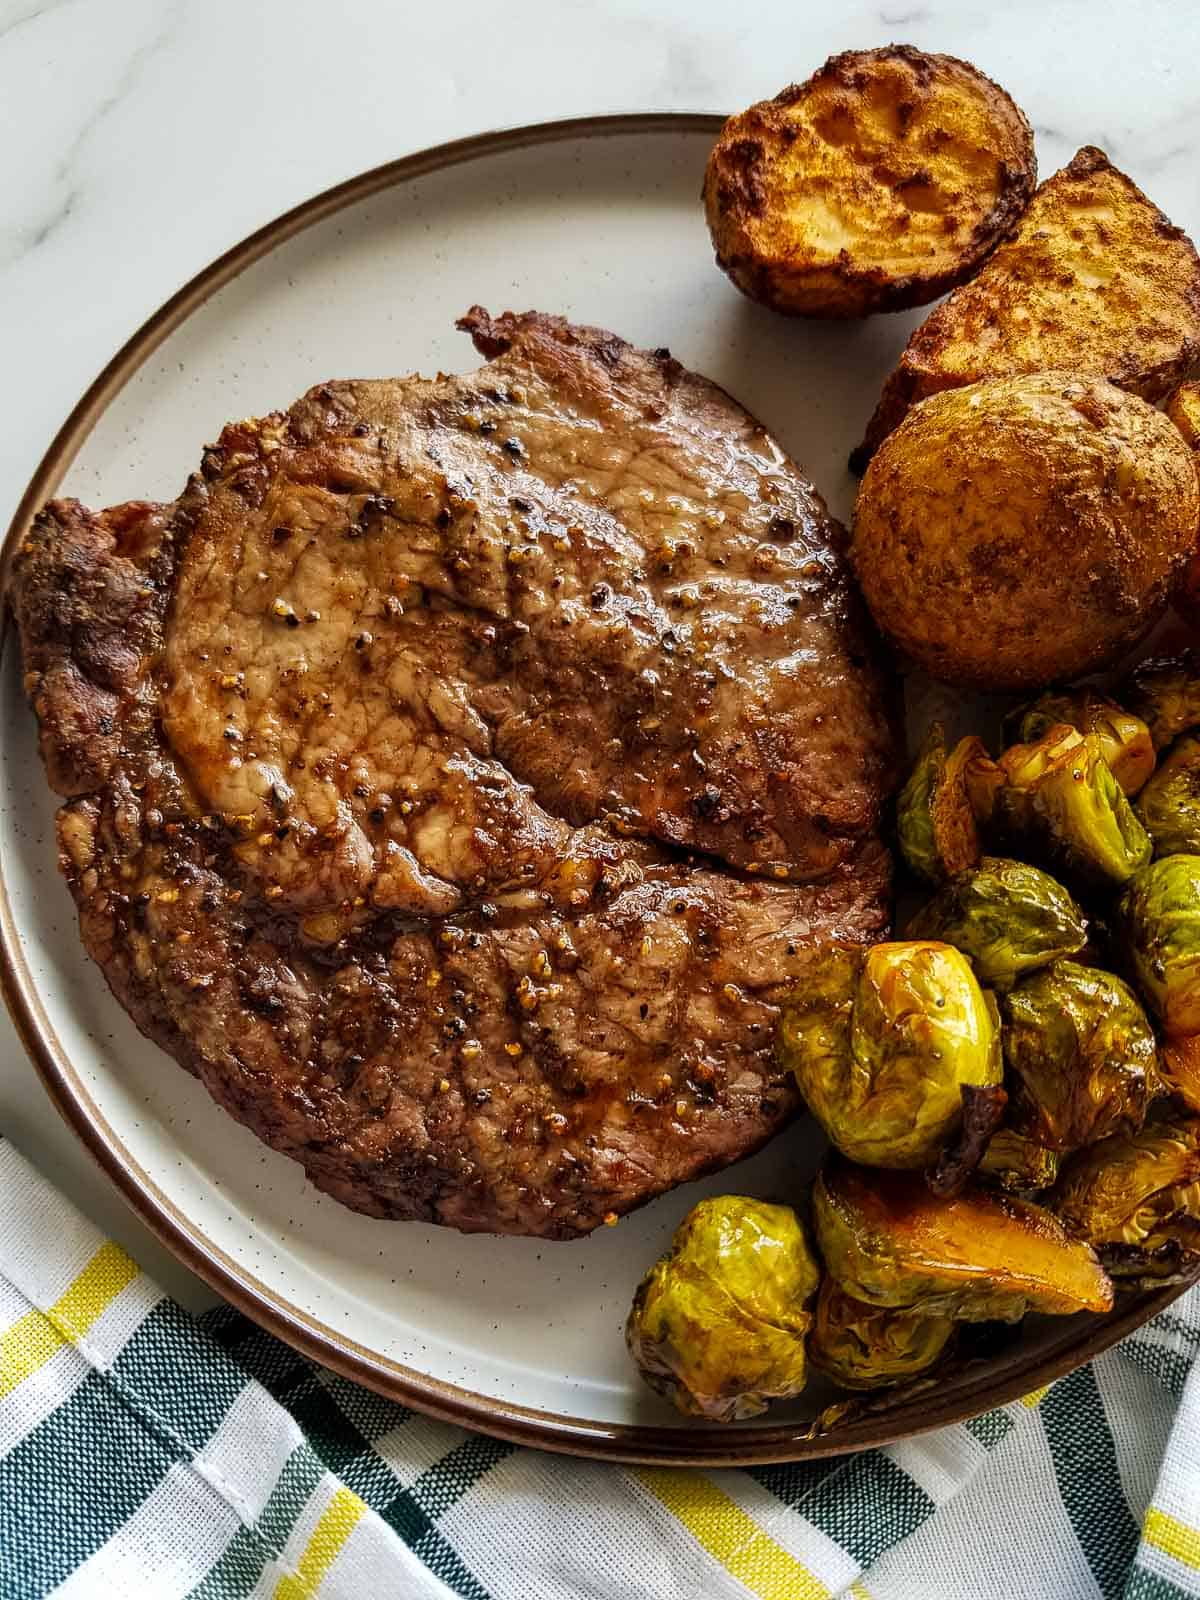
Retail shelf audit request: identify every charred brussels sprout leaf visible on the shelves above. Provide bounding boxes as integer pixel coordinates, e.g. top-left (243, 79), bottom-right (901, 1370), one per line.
top-left (807, 1279), bottom-right (954, 1391)
top-left (625, 1195), bottom-right (819, 1421)
top-left (778, 941), bottom-right (1002, 1169)
top-left (813, 1158), bottom-right (1113, 1321)
top-left (1011, 688), bottom-right (1156, 797)
top-left (978, 1129), bottom-right (1060, 1194)
top-left (1136, 732), bottom-right (1200, 857)
top-left (1052, 1119), bottom-right (1200, 1287)
top-left (1120, 856), bottom-right (1200, 1037)
top-left (926, 1083), bottom-right (1009, 1199)
top-left (1002, 961), bottom-right (1160, 1152)
top-left (998, 726), bottom-right (1152, 887)
top-left (907, 856), bottom-right (1088, 992)
top-left (896, 722), bottom-right (1004, 883)
top-left (1124, 651), bottom-right (1200, 752)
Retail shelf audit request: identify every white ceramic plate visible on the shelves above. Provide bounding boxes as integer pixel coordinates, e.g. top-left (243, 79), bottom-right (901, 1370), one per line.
top-left (0, 116), bottom-right (1185, 1463)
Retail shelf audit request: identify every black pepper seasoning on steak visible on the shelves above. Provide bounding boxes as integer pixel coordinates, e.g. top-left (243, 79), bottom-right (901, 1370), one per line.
top-left (11, 310), bottom-right (896, 1238)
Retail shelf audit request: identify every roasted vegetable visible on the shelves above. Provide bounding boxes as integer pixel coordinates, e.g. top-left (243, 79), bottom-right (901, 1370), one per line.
top-left (625, 1195), bottom-right (819, 1421)
top-left (978, 1129), bottom-right (1060, 1194)
top-left (998, 726), bottom-right (1152, 887)
top-left (703, 46), bottom-right (1035, 319)
top-left (1120, 856), bottom-right (1200, 1037)
top-left (925, 1083), bottom-right (1010, 1199)
top-left (1136, 732), bottom-right (1200, 857)
top-left (1123, 652), bottom-right (1200, 751)
top-left (1052, 1119), bottom-right (1200, 1286)
top-left (813, 1157), bottom-right (1113, 1320)
top-left (1164, 1035), bottom-right (1200, 1115)
top-left (855, 146), bottom-right (1200, 464)
top-left (807, 1279), bottom-right (954, 1392)
top-left (1009, 689), bottom-right (1155, 797)
top-left (1165, 381), bottom-right (1200, 627)
top-left (896, 723), bottom-right (1003, 883)
top-left (777, 941), bottom-right (1001, 1169)
top-left (1002, 961), bottom-right (1159, 1152)
top-left (907, 856), bottom-right (1087, 991)
top-left (852, 373), bottom-right (1199, 691)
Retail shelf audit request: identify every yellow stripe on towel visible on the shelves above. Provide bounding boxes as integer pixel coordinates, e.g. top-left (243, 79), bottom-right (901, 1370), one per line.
top-left (1021, 1385), bottom-right (1050, 1408)
top-left (1144, 1507), bottom-right (1200, 1571)
top-left (274, 1486), bottom-right (366, 1598)
top-left (637, 1468), bottom-right (832, 1600)
top-left (0, 1239), bottom-right (137, 1398)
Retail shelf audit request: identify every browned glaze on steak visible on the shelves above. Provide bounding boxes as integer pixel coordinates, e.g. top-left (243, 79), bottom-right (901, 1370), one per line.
top-left (12, 311), bottom-right (896, 1237)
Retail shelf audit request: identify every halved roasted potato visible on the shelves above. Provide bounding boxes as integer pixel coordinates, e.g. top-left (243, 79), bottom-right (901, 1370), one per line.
top-left (703, 46), bottom-right (1035, 319)
top-left (854, 146), bottom-right (1200, 463)
top-left (1165, 381), bottom-right (1200, 627)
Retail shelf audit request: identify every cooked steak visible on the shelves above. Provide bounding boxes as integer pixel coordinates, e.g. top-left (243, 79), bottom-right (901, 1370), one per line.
top-left (12, 311), bottom-right (896, 1238)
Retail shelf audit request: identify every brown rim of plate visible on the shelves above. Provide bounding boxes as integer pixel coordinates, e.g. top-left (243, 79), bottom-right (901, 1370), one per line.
top-left (0, 112), bottom-right (1191, 1466)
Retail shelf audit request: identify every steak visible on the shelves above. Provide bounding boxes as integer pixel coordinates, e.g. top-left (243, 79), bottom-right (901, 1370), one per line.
top-left (12, 310), bottom-right (896, 1238)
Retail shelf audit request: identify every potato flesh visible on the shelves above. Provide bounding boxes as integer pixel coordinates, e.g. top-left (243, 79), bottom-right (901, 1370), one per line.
top-left (704, 47), bottom-right (1034, 317)
top-left (857, 146), bottom-right (1200, 458)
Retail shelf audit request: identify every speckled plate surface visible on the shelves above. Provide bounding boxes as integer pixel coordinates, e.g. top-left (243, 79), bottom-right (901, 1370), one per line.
top-left (0, 115), bottom-right (1188, 1463)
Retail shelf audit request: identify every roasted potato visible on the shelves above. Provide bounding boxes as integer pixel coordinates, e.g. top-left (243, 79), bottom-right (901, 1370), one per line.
top-left (854, 146), bottom-right (1200, 465)
top-left (1165, 381), bottom-right (1200, 626)
top-left (851, 372), bottom-right (1200, 691)
top-left (703, 46), bottom-right (1035, 319)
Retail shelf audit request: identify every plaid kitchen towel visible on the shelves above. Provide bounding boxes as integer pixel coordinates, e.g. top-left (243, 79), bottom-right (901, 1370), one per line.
top-left (1, 1137), bottom-right (1198, 1600)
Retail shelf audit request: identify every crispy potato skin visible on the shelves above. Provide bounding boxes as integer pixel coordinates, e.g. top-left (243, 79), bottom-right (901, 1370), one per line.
top-left (703, 45), bottom-right (1035, 319)
top-left (855, 147), bottom-right (1200, 464)
top-left (851, 372), bottom-right (1200, 692)
top-left (1166, 381), bottom-right (1200, 626)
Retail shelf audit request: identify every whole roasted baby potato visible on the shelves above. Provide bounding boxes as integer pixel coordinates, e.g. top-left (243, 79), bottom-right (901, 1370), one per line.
top-left (1009, 688), bottom-right (1155, 797)
top-left (807, 1278), bottom-right (954, 1391)
top-left (851, 372), bottom-right (1200, 691)
top-left (626, 1195), bottom-right (819, 1421)
top-left (813, 1157), bottom-right (1113, 1321)
top-left (703, 46), bottom-right (1035, 318)
top-left (1052, 1117), bottom-right (1200, 1287)
top-left (1002, 961), bottom-right (1159, 1152)
top-left (907, 856), bottom-right (1087, 991)
top-left (777, 941), bottom-right (1001, 1169)
top-left (1120, 856), bottom-right (1200, 1037)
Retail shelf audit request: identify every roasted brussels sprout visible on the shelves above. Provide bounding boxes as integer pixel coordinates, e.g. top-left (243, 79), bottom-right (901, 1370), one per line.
top-left (807, 1279), bottom-right (955, 1392)
top-left (813, 1157), bottom-right (1113, 1320)
top-left (1136, 733), bottom-right (1200, 857)
top-left (1010, 688), bottom-right (1155, 797)
top-left (998, 726), bottom-right (1151, 887)
top-left (1120, 856), bottom-right (1200, 1037)
top-left (896, 722), bottom-right (1004, 883)
top-left (1124, 651), bottom-right (1200, 751)
top-left (1163, 1035), bottom-right (1200, 1114)
top-left (907, 856), bottom-right (1088, 991)
top-left (978, 1129), bottom-right (1060, 1194)
top-left (777, 941), bottom-right (1002, 1169)
top-left (1002, 961), bottom-right (1159, 1152)
top-left (1052, 1118), bottom-right (1200, 1286)
top-left (626, 1195), bottom-right (819, 1421)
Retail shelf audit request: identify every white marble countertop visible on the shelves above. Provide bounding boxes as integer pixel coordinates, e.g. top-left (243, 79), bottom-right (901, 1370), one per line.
top-left (2, 0), bottom-right (1198, 1310)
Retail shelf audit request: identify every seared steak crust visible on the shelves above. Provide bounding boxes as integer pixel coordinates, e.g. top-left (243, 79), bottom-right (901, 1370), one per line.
top-left (13, 312), bottom-right (895, 1237)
